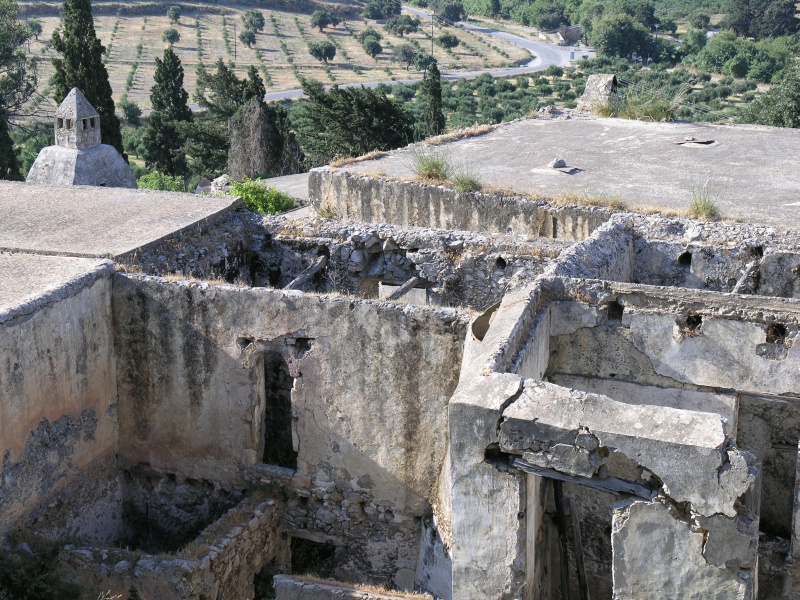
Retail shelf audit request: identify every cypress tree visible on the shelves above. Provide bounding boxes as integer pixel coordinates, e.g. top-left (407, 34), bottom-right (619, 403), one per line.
top-left (142, 47), bottom-right (193, 186)
top-left (0, 111), bottom-right (22, 181)
top-left (422, 61), bottom-right (445, 138)
top-left (150, 47), bottom-right (192, 121)
top-left (51, 0), bottom-right (124, 155)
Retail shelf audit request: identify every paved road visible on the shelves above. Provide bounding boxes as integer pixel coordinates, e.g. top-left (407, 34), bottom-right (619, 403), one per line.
top-left (261, 8), bottom-right (575, 102)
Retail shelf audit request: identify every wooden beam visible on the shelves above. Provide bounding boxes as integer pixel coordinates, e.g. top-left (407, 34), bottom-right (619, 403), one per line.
top-left (284, 255), bottom-right (328, 291)
top-left (511, 458), bottom-right (655, 500)
top-left (570, 499), bottom-right (591, 600)
top-left (386, 276), bottom-right (422, 301)
top-left (553, 480), bottom-right (572, 600)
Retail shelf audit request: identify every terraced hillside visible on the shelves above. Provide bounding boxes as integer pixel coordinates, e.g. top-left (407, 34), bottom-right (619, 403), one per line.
top-left (20, 0), bottom-right (529, 112)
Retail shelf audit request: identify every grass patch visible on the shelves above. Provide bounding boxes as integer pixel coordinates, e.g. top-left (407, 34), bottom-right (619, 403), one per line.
top-left (424, 123), bottom-right (495, 146)
top-left (411, 149), bottom-right (451, 182)
top-left (687, 196), bottom-right (721, 221)
top-left (451, 172), bottom-right (482, 193)
top-left (329, 150), bottom-right (388, 167)
top-left (687, 179), bottom-right (722, 221)
top-left (290, 574), bottom-right (433, 598)
top-left (551, 192), bottom-right (627, 210)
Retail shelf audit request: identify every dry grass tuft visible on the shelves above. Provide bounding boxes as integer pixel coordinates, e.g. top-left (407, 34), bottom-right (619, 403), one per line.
top-left (290, 574), bottom-right (434, 598)
top-left (549, 192), bottom-right (627, 211)
top-left (633, 205), bottom-right (686, 217)
top-left (424, 123), bottom-right (496, 146)
top-left (329, 150), bottom-right (389, 168)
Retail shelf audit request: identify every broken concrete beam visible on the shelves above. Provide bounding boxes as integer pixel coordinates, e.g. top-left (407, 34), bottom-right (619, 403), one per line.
top-left (612, 500), bottom-right (756, 600)
top-left (500, 380), bottom-right (756, 517)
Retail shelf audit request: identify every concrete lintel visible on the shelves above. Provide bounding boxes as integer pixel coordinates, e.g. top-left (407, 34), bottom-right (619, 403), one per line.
top-left (500, 380), bottom-right (756, 517)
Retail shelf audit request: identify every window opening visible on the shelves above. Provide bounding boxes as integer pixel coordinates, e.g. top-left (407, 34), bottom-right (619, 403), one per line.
top-left (263, 350), bottom-right (297, 469)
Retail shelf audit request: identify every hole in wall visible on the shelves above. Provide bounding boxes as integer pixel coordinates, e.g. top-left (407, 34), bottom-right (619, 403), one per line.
top-left (606, 301), bottom-right (624, 321)
top-left (766, 323), bottom-right (788, 345)
top-left (484, 444), bottom-right (508, 470)
top-left (254, 558), bottom-right (280, 599)
top-left (495, 256), bottom-right (507, 270)
top-left (237, 336), bottom-right (254, 350)
top-left (472, 302), bottom-right (501, 342)
top-left (678, 251), bottom-right (692, 267)
top-left (294, 337), bottom-right (313, 358)
top-left (686, 312), bottom-right (702, 331)
top-left (263, 350), bottom-right (297, 469)
top-left (750, 246), bottom-right (764, 259)
top-left (291, 536), bottom-right (336, 579)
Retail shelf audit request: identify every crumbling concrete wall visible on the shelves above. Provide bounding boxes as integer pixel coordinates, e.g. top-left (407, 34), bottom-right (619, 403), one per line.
top-left (262, 218), bottom-right (566, 309)
top-left (0, 259), bottom-right (119, 544)
top-left (309, 168), bottom-right (613, 241)
top-left (626, 215), bottom-right (800, 296)
top-left (57, 494), bottom-right (287, 600)
top-left (123, 213), bottom-right (567, 311)
top-left (112, 275), bottom-right (468, 588)
top-left (448, 274), bottom-right (779, 600)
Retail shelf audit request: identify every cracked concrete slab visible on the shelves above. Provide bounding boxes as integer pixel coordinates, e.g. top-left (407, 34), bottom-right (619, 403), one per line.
top-left (0, 181), bottom-right (241, 258)
top-left (341, 117), bottom-right (800, 229)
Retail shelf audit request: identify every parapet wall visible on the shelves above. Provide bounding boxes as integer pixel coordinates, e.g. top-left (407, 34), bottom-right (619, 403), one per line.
top-left (0, 258), bottom-right (119, 543)
top-left (309, 168), bottom-right (613, 241)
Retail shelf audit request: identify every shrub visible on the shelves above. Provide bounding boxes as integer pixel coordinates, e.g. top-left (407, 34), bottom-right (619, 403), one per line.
top-left (0, 550), bottom-right (80, 600)
top-left (545, 65), bottom-right (563, 77)
top-left (138, 171), bottom-right (184, 191)
top-left (688, 181), bottom-right (721, 221)
top-left (451, 172), bottom-right (481, 192)
top-left (688, 196), bottom-right (721, 221)
top-left (231, 178), bottom-right (295, 214)
top-left (412, 149), bottom-right (450, 181)
top-left (167, 5), bottom-right (181, 24)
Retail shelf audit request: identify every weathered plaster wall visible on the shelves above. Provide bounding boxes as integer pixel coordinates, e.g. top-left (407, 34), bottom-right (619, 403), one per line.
top-left (112, 275), bottom-right (468, 587)
top-left (309, 168), bottom-right (612, 241)
top-left (0, 265), bottom-right (119, 543)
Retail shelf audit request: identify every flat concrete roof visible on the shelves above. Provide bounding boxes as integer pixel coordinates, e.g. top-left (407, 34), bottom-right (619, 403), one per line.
top-left (342, 117), bottom-right (800, 230)
top-left (0, 252), bottom-right (110, 321)
top-left (0, 182), bottom-right (241, 257)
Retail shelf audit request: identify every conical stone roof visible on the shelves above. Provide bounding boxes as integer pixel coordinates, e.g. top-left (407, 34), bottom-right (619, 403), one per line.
top-left (55, 88), bottom-right (100, 120)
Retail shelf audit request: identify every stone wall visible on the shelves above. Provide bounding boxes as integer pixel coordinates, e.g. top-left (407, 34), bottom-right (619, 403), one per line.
top-left (122, 213), bottom-right (568, 311)
top-left (262, 218), bottom-right (566, 310)
top-left (112, 274), bottom-right (469, 588)
top-left (57, 494), bottom-right (288, 600)
top-left (0, 260), bottom-right (119, 544)
top-left (309, 168), bottom-right (613, 241)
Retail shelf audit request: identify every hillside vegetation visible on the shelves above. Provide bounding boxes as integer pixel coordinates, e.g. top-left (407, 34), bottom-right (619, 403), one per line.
top-left (19, 0), bottom-right (527, 111)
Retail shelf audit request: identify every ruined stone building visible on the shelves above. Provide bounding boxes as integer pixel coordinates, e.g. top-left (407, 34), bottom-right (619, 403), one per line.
top-left (26, 88), bottom-right (137, 189)
top-left (2, 115), bottom-right (800, 600)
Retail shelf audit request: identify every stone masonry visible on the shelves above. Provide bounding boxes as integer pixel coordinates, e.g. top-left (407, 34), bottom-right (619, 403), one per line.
top-left (3, 115), bottom-right (800, 600)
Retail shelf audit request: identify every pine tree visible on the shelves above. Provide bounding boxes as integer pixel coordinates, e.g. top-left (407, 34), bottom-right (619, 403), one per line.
top-left (142, 48), bottom-right (193, 185)
top-left (51, 0), bottom-right (124, 155)
top-left (422, 61), bottom-right (445, 138)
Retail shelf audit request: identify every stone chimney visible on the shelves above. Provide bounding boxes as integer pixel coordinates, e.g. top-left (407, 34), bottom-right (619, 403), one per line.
top-left (55, 88), bottom-right (102, 150)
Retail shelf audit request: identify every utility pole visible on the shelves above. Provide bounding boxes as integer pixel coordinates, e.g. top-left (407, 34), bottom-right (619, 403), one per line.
top-left (234, 22), bottom-right (237, 59)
